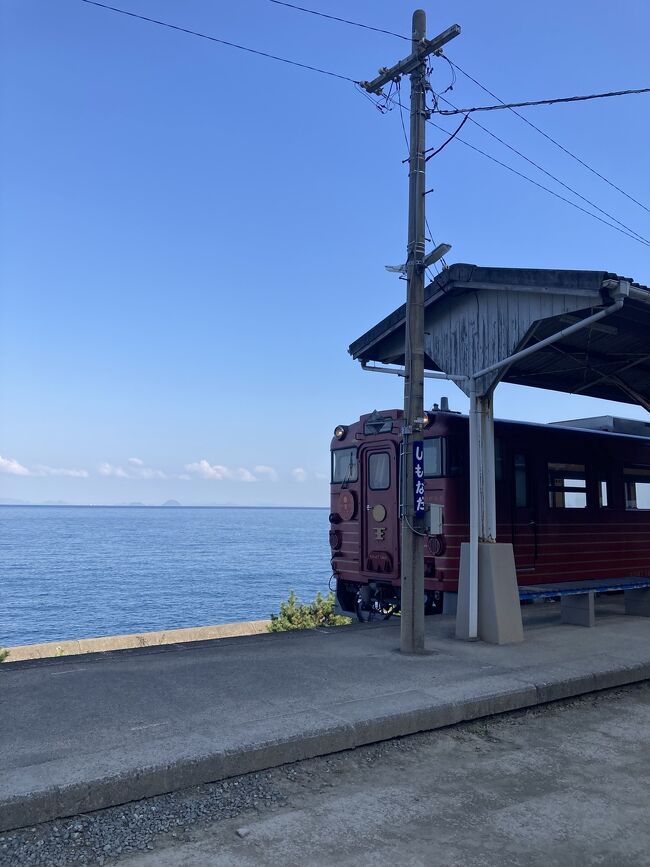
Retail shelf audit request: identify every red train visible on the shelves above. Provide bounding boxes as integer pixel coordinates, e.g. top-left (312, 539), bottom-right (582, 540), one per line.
top-left (329, 402), bottom-right (650, 620)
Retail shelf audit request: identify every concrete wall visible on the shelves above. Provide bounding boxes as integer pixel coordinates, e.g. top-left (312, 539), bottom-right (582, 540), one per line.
top-left (3, 620), bottom-right (271, 662)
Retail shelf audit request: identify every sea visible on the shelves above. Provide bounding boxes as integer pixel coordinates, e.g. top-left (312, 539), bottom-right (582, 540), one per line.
top-left (1, 505), bottom-right (332, 647)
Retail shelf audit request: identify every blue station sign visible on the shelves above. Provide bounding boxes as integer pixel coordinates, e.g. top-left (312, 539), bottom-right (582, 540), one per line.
top-left (413, 440), bottom-right (425, 516)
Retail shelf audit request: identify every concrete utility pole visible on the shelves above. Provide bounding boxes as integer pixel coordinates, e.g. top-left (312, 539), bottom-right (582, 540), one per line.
top-left (361, 12), bottom-right (460, 654)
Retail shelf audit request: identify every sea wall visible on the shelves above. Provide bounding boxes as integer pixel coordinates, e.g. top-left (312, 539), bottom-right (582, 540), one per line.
top-left (3, 619), bottom-right (271, 662)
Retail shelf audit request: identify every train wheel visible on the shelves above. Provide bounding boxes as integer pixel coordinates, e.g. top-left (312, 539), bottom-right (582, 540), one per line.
top-left (355, 590), bottom-right (397, 623)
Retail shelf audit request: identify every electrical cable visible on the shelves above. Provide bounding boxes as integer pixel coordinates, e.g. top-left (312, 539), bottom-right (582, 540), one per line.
top-left (443, 56), bottom-right (650, 216)
top-left (78, 0), bottom-right (358, 83)
top-left (425, 114), bottom-right (469, 161)
top-left (425, 116), bottom-right (649, 248)
top-left (267, 0), bottom-right (409, 41)
top-left (436, 86), bottom-right (650, 115)
top-left (435, 93), bottom-right (650, 246)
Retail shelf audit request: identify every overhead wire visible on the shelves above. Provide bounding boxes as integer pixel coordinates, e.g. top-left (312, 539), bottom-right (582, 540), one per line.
top-left (433, 93), bottom-right (650, 246)
top-left (442, 56), bottom-right (650, 216)
top-left (435, 86), bottom-right (650, 115)
top-left (82, 0), bottom-right (650, 249)
top-left (267, 0), bottom-right (409, 41)
top-left (425, 115), bottom-right (650, 248)
top-left (263, 0), bottom-right (650, 224)
top-left (78, 0), bottom-right (358, 83)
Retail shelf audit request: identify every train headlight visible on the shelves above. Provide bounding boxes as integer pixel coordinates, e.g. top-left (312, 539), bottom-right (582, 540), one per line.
top-left (334, 425), bottom-right (348, 440)
top-left (422, 411), bottom-right (435, 429)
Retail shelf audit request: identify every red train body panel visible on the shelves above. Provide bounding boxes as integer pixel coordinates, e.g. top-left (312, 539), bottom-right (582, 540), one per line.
top-left (329, 407), bottom-right (650, 616)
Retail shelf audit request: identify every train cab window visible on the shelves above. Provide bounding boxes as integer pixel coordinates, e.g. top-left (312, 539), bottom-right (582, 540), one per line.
top-left (548, 462), bottom-right (587, 509)
top-left (423, 437), bottom-right (444, 477)
top-left (514, 454), bottom-right (528, 507)
top-left (331, 448), bottom-right (358, 484)
top-left (624, 467), bottom-right (650, 510)
top-left (368, 452), bottom-right (390, 490)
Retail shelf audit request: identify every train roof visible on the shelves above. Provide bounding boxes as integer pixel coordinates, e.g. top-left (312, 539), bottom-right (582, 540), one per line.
top-left (348, 410), bottom-right (650, 442)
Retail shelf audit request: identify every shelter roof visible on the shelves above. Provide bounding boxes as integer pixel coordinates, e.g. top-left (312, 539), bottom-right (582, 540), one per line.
top-left (349, 264), bottom-right (650, 407)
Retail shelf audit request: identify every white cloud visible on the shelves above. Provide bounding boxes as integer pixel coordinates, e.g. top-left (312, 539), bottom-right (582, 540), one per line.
top-left (254, 465), bottom-right (279, 482)
top-left (185, 460), bottom-right (232, 480)
top-left (185, 461), bottom-right (263, 482)
top-left (235, 468), bottom-right (257, 483)
top-left (292, 467), bottom-right (307, 483)
top-left (0, 455), bottom-right (89, 478)
top-left (99, 460), bottom-right (166, 480)
top-left (99, 462), bottom-right (129, 478)
top-left (34, 465), bottom-right (89, 478)
top-left (0, 455), bottom-right (31, 476)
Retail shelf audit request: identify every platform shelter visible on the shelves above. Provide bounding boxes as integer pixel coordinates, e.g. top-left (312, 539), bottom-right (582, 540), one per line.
top-left (349, 264), bottom-right (650, 643)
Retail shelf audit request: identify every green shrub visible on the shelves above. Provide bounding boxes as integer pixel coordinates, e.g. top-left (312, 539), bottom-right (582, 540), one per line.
top-left (268, 590), bottom-right (351, 632)
top-left (0, 648), bottom-right (8, 663)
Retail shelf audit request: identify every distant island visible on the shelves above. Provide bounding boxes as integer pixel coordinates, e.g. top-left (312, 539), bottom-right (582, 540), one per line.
top-left (161, 499), bottom-right (182, 507)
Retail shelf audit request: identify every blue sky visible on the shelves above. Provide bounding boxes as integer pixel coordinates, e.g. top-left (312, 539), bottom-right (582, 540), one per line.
top-left (1, 0), bottom-right (649, 506)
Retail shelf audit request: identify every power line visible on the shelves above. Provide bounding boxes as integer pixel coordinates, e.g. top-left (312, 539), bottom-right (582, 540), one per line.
top-left (436, 86), bottom-right (650, 115)
top-left (426, 116), bottom-right (649, 248)
top-left (435, 93), bottom-right (650, 246)
top-left (78, 0), bottom-right (358, 83)
top-left (425, 114), bottom-right (469, 161)
top-left (268, 0), bottom-right (409, 41)
top-left (443, 57), bottom-right (650, 217)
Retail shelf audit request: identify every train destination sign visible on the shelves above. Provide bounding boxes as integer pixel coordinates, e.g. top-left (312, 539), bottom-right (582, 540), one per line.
top-left (413, 440), bottom-right (425, 516)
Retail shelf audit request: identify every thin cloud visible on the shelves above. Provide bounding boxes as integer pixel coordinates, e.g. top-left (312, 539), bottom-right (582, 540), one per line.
top-left (291, 467), bottom-right (307, 483)
top-left (185, 461), bottom-right (262, 482)
top-left (34, 465), bottom-right (89, 478)
top-left (98, 461), bottom-right (166, 480)
top-left (235, 468), bottom-right (257, 483)
top-left (254, 465), bottom-right (279, 482)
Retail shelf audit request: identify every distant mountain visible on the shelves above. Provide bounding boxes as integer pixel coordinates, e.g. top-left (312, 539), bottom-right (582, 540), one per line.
top-left (161, 499), bottom-right (182, 507)
top-left (41, 500), bottom-right (70, 506)
top-left (0, 498), bottom-right (31, 505)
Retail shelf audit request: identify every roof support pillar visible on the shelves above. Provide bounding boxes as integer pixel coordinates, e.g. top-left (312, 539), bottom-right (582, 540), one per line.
top-left (456, 381), bottom-right (523, 643)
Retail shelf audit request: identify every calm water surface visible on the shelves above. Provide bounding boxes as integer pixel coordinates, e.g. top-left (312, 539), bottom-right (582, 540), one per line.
top-left (1, 506), bottom-right (331, 646)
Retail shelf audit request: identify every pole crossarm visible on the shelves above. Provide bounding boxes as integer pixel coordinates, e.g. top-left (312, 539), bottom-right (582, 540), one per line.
top-left (359, 24), bottom-right (460, 94)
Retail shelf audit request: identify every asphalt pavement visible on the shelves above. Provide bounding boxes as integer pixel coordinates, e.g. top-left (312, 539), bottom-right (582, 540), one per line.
top-left (2, 598), bottom-right (650, 833)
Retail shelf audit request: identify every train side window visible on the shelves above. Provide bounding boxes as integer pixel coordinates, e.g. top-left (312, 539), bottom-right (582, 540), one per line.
top-left (368, 452), bottom-right (390, 490)
top-left (624, 466), bottom-right (650, 510)
top-left (495, 439), bottom-right (503, 482)
top-left (599, 478), bottom-right (610, 508)
top-left (331, 448), bottom-right (358, 483)
top-left (548, 462), bottom-right (587, 508)
top-left (424, 437), bottom-right (444, 477)
top-left (514, 454), bottom-right (528, 507)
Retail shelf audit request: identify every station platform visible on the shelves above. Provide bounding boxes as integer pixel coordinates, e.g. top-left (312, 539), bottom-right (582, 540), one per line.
top-left (2, 599), bottom-right (650, 832)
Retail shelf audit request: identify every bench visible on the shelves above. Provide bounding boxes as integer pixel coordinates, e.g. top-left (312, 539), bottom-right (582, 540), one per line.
top-left (519, 577), bottom-right (650, 627)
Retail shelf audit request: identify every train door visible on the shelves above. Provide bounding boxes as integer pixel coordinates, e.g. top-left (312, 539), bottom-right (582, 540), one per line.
top-left (360, 444), bottom-right (400, 580)
top-left (512, 450), bottom-right (537, 573)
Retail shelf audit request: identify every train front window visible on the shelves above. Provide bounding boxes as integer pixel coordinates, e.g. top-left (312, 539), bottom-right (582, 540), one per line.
top-left (368, 452), bottom-right (390, 490)
top-left (624, 466), bottom-right (650, 510)
top-left (548, 462), bottom-right (587, 508)
top-left (331, 448), bottom-right (358, 484)
top-left (424, 437), bottom-right (444, 477)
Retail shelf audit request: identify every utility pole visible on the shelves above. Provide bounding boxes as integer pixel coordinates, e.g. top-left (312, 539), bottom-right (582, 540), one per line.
top-left (361, 12), bottom-right (460, 654)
